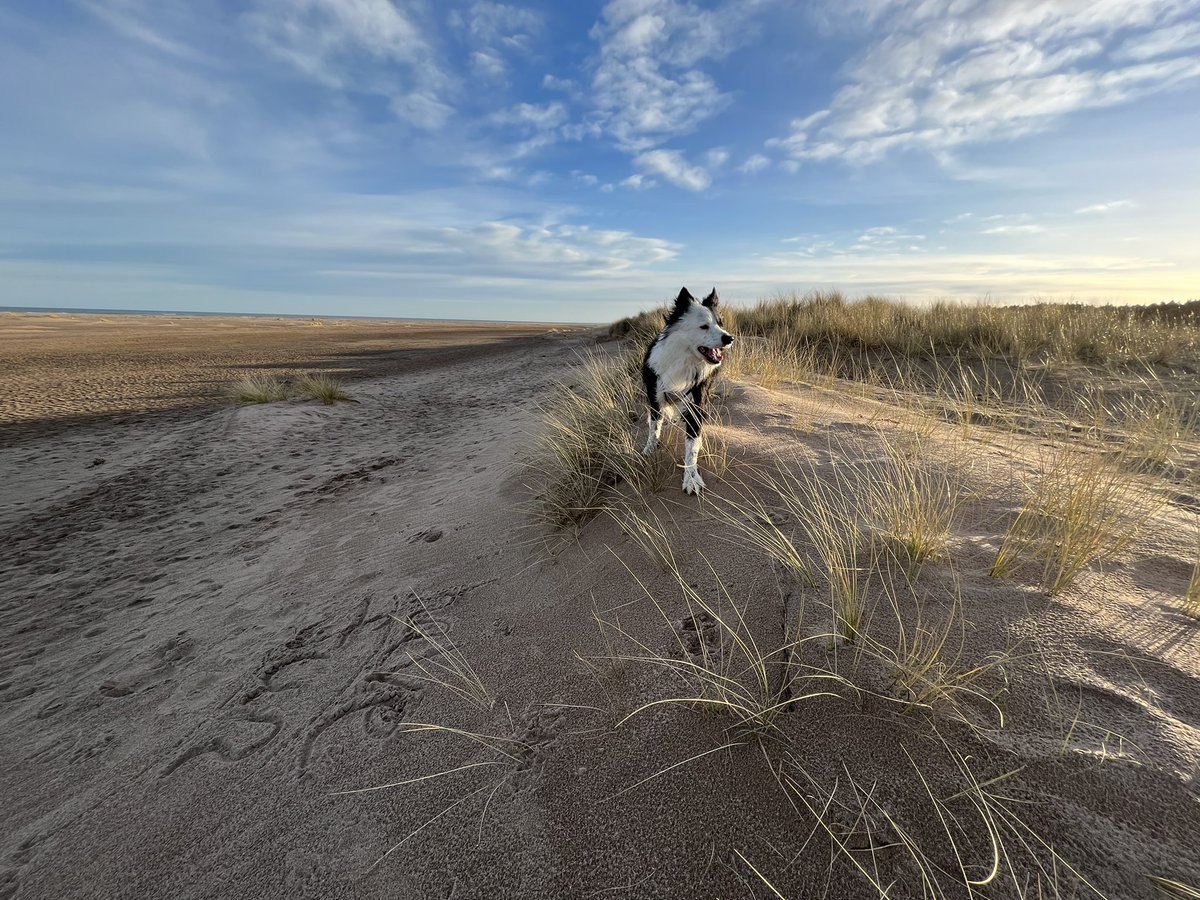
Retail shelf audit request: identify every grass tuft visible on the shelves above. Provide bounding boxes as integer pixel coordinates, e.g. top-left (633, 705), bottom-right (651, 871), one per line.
top-left (528, 349), bottom-right (665, 533)
top-left (990, 445), bottom-right (1155, 594)
top-left (229, 375), bottom-right (289, 403)
top-left (295, 372), bottom-right (353, 405)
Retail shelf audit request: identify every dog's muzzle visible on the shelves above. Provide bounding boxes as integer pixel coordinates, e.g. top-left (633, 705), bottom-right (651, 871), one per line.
top-left (698, 346), bottom-right (724, 364)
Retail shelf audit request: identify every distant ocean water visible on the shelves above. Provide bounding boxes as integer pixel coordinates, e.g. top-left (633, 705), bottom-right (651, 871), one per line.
top-left (0, 306), bottom-right (586, 326)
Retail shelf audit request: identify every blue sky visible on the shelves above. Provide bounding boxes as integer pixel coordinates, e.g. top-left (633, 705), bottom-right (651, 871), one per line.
top-left (2, 0), bottom-right (1198, 322)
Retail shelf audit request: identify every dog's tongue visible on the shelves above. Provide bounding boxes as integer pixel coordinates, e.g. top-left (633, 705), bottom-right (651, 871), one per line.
top-left (708, 347), bottom-right (723, 363)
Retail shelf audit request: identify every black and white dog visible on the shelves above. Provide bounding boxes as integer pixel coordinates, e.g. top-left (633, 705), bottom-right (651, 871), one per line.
top-left (642, 287), bottom-right (734, 494)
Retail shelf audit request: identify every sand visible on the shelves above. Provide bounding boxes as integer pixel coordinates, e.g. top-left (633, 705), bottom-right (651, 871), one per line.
top-left (0, 312), bottom-right (565, 442)
top-left (2, 314), bottom-right (1198, 899)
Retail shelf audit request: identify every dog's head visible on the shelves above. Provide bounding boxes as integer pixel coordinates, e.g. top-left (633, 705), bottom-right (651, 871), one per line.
top-left (665, 286), bottom-right (734, 366)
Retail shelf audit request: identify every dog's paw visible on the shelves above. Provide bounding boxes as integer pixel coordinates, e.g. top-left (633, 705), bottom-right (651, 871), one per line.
top-left (681, 468), bottom-right (706, 495)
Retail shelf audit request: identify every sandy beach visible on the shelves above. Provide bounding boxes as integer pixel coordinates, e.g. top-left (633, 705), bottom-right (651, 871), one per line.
top-left (0, 312), bottom-right (571, 443)
top-left (2, 312), bottom-right (1198, 899)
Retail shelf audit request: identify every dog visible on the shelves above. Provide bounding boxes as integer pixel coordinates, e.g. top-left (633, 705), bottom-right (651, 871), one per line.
top-left (642, 286), bottom-right (734, 494)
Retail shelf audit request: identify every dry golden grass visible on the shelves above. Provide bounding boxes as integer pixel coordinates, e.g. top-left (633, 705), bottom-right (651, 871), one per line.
top-left (732, 292), bottom-right (1199, 368)
top-left (865, 574), bottom-right (1007, 729)
top-left (228, 375), bottom-right (289, 403)
top-left (760, 460), bottom-right (871, 642)
top-left (990, 444), bottom-right (1156, 595)
top-left (295, 372), bottom-right (353, 405)
top-left (513, 294), bottom-right (1200, 898)
top-left (528, 349), bottom-right (665, 533)
top-left (1149, 875), bottom-right (1200, 899)
top-left (394, 599), bottom-right (493, 711)
top-left (530, 346), bottom-right (734, 534)
top-left (863, 438), bottom-right (962, 575)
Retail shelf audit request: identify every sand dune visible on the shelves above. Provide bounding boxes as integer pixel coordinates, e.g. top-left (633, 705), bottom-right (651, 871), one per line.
top-left (1, 315), bottom-right (1198, 899)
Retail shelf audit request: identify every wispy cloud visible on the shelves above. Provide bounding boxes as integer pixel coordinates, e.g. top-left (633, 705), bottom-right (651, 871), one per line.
top-left (770, 0), bottom-right (1200, 166)
top-left (317, 218), bottom-right (678, 278)
top-left (449, 2), bottom-right (544, 82)
top-left (3, 2), bottom-right (1198, 319)
top-left (587, 0), bottom-right (765, 154)
top-left (739, 153), bottom-right (770, 174)
top-left (782, 225), bottom-right (927, 257)
top-left (634, 149), bottom-right (712, 191)
top-left (245, 0), bottom-right (454, 129)
top-left (982, 224), bottom-right (1047, 235)
top-left (1075, 199), bottom-right (1135, 214)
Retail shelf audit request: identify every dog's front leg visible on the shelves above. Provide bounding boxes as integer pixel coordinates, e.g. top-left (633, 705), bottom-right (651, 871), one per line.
top-left (680, 390), bottom-right (706, 494)
top-left (681, 433), bottom-right (705, 494)
top-left (643, 407), bottom-right (664, 455)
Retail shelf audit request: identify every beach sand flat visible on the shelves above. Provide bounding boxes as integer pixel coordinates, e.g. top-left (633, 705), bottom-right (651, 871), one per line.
top-left (1, 314), bottom-right (1198, 898)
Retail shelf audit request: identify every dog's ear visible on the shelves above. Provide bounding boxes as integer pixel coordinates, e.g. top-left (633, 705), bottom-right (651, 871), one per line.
top-left (674, 286), bottom-right (696, 308)
top-left (702, 287), bottom-right (719, 309)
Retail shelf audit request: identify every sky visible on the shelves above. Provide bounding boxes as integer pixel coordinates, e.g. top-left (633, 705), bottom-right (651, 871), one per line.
top-left (1, 0), bottom-right (1199, 323)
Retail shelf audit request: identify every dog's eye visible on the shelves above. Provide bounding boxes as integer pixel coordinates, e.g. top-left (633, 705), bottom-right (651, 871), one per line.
top-left (700, 324), bottom-right (710, 330)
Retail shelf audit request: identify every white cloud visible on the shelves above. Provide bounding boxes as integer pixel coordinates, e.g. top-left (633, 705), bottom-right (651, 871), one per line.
top-left (983, 224), bottom-right (1047, 235)
top-left (705, 148), bottom-right (730, 168)
top-left (587, 0), bottom-right (764, 152)
top-left (390, 92), bottom-right (454, 130)
top-left (1116, 18), bottom-right (1200, 61)
top-left (621, 173), bottom-right (655, 190)
top-left (470, 51), bottom-right (507, 79)
top-left (491, 101), bottom-right (568, 130)
top-left (313, 217), bottom-right (679, 277)
top-left (739, 153), bottom-right (770, 173)
top-left (634, 149), bottom-right (712, 191)
top-left (485, 101), bottom-right (570, 161)
top-left (449, 2), bottom-right (542, 49)
top-left (245, 0), bottom-right (454, 129)
top-left (79, 1), bottom-right (204, 60)
top-left (449, 2), bottom-right (544, 82)
top-left (783, 225), bottom-right (927, 256)
top-left (771, 0), bottom-right (1200, 166)
top-left (1075, 199), bottom-right (1135, 214)
top-left (542, 74), bottom-right (577, 94)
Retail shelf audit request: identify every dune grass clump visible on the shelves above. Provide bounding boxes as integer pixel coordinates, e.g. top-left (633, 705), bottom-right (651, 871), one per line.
top-left (597, 506), bottom-right (850, 742)
top-left (863, 439), bottom-right (962, 575)
top-left (780, 743), bottom-right (1109, 900)
top-left (990, 446), bottom-right (1154, 594)
top-left (606, 305), bottom-right (667, 345)
top-left (864, 574), bottom-right (1007, 729)
top-left (295, 373), bottom-right (353, 405)
top-left (723, 335), bottom-right (802, 390)
top-left (730, 292), bottom-right (1199, 369)
top-left (711, 488), bottom-right (812, 585)
top-left (750, 461), bottom-right (871, 643)
top-left (1122, 394), bottom-right (1199, 471)
top-left (395, 599), bottom-right (494, 711)
top-left (530, 350), bottom-right (665, 533)
top-left (783, 466), bottom-right (869, 643)
top-left (597, 564), bottom-right (803, 739)
top-left (229, 375), bottom-right (289, 403)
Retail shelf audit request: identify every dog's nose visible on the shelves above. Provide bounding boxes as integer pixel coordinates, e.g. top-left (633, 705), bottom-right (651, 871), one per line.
top-left (721, 334), bottom-right (734, 346)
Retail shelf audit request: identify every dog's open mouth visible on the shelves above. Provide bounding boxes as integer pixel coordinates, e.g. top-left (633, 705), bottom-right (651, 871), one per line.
top-left (698, 346), bottom-right (724, 365)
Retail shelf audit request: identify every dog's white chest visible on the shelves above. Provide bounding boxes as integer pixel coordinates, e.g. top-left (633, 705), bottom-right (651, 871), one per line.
top-left (648, 336), bottom-right (713, 397)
